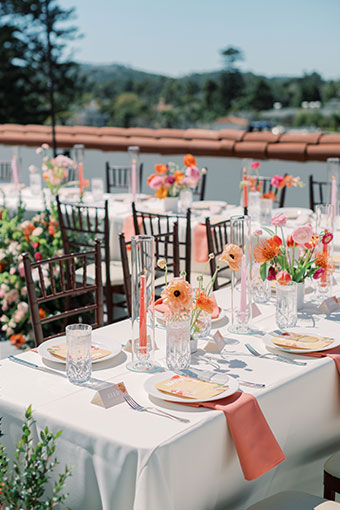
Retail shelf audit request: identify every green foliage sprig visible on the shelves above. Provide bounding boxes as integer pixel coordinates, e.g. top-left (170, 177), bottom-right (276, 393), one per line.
top-left (0, 405), bottom-right (71, 510)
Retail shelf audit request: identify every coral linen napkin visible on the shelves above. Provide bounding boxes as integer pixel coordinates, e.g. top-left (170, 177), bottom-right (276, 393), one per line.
top-left (193, 223), bottom-right (209, 263)
top-left (300, 346), bottom-right (340, 373)
top-left (122, 215), bottom-right (143, 243)
top-left (186, 392), bottom-right (285, 481)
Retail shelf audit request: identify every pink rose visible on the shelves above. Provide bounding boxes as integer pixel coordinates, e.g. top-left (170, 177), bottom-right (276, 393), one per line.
top-left (185, 166), bottom-right (201, 182)
top-left (148, 175), bottom-right (164, 190)
top-left (271, 213), bottom-right (288, 227)
top-left (251, 161), bottom-right (260, 169)
top-left (34, 252), bottom-right (43, 261)
top-left (292, 225), bottom-right (313, 245)
top-left (271, 175), bottom-right (285, 188)
top-left (164, 176), bottom-right (175, 189)
top-left (18, 262), bottom-right (25, 278)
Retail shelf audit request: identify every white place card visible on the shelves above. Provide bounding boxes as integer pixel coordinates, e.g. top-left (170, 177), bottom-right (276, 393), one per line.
top-left (91, 382), bottom-right (125, 409)
top-left (251, 303), bottom-right (262, 319)
top-left (318, 297), bottom-right (340, 314)
top-left (204, 330), bottom-right (225, 353)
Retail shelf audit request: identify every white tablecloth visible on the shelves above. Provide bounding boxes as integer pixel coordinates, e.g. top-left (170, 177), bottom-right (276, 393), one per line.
top-left (1, 277), bottom-right (340, 510)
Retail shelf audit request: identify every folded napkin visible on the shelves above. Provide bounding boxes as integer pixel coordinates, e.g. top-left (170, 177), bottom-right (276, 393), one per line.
top-left (184, 392), bottom-right (285, 480)
top-left (299, 345), bottom-right (340, 374)
top-left (122, 215), bottom-right (143, 243)
top-left (193, 224), bottom-right (209, 263)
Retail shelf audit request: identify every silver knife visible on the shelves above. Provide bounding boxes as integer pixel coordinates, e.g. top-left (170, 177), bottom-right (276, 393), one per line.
top-left (8, 355), bottom-right (66, 377)
top-left (177, 368), bottom-right (266, 389)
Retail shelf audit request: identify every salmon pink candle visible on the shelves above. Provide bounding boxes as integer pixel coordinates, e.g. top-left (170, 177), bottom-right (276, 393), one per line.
top-left (139, 273), bottom-right (147, 354)
top-left (243, 169), bottom-right (248, 214)
top-left (11, 155), bottom-right (19, 188)
top-left (240, 254), bottom-right (247, 320)
top-left (78, 162), bottom-right (84, 196)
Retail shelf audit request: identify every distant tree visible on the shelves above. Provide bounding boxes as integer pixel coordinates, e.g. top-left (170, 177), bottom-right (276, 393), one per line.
top-left (0, 0), bottom-right (83, 130)
top-left (113, 92), bottom-right (148, 127)
top-left (322, 80), bottom-right (340, 103)
top-left (296, 72), bottom-right (323, 105)
top-left (202, 78), bottom-right (219, 110)
top-left (219, 45), bottom-right (245, 111)
top-left (246, 77), bottom-right (275, 111)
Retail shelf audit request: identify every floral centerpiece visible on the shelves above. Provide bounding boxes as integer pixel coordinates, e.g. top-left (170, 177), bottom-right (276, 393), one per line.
top-left (253, 212), bottom-right (333, 285)
top-left (147, 154), bottom-right (203, 199)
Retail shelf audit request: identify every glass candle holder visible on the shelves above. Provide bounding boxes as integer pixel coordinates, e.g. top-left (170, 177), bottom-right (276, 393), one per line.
top-left (276, 282), bottom-right (297, 329)
top-left (259, 198), bottom-right (273, 226)
top-left (128, 235), bottom-right (158, 372)
top-left (91, 178), bottom-right (104, 201)
top-left (66, 324), bottom-right (92, 384)
top-left (228, 215), bottom-right (252, 334)
top-left (128, 146), bottom-right (140, 201)
top-left (315, 274), bottom-right (333, 303)
top-left (178, 189), bottom-right (193, 213)
top-left (166, 318), bottom-right (191, 371)
top-left (29, 173), bottom-right (42, 195)
top-left (251, 263), bottom-right (271, 304)
top-left (248, 191), bottom-right (260, 223)
top-left (315, 204), bottom-right (335, 260)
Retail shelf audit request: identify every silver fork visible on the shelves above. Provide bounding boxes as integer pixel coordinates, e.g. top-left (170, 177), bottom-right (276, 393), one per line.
top-left (121, 385), bottom-right (190, 423)
top-left (245, 344), bottom-right (306, 366)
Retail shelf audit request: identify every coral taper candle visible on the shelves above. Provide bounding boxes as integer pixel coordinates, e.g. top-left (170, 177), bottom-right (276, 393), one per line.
top-left (131, 159), bottom-right (137, 202)
top-left (243, 168), bottom-right (248, 215)
top-left (240, 254), bottom-right (247, 320)
top-left (78, 162), bottom-right (84, 197)
top-left (139, 273), bottom-right (147, 354)
top-left (11, 155), bottom-right (19, 188)
top-left (331, 175), bottom-right (337, 213)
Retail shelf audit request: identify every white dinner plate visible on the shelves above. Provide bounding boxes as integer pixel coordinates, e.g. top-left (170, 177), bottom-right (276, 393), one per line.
top-left (275, 207), bottom-right (313, 220)
top-left (38, 336), bottom-right (122, 364)
top-left (263, 332), bottom-right (339, 354)
top-left (191, 200), bottom-right (227, 210)
top-left (144, 370), bottom-right (239, 403)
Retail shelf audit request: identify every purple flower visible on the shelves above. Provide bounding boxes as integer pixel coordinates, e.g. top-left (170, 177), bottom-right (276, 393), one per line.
top-left (313, 268), bottom-right (325, 280)
top-left (267, 266), bottom-right (277, 281)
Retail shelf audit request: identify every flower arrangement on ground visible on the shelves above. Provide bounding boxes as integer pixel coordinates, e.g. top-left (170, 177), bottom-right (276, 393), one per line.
top-left (147, 154), bottom-right (204, 199)
top-left (253, 213), bottom-right (333, 284)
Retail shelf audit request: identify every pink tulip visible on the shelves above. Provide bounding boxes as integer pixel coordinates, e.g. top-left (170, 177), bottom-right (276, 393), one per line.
top-left (271, 213), bottom-right (288, 227)
top-left (276, 271), bottom-right (292, 285)
top-left (251, 162), bottom-right (260, 169)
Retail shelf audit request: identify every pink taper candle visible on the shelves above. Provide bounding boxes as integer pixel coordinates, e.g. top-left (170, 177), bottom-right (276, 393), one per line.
top-left (240, 254), bottom-right (247, 320)
top-left (331, 175), bottom-right (337, 208)
top-left (131, 159), bottom-right (137, 202)
top-left (139, 273), bottom-right (147, 354)
top-left (11, 155), bottom-right (19, 188)
top-left (78, 162), bottom-right (84, 196)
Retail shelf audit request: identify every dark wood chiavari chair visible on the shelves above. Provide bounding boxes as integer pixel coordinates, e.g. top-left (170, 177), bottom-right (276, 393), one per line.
top-left (193, 167), bottom-right (207, 201)
top-left (309, 174), bottom-right (340, 211)
top-left (56, 196), bottom-right (124, 324)
top-left (119, 223), bottom-right (180, 317)
top-left (260, 175), bottom-right (286, 208)
top-left (132, 202), bottom-right (192, 282)
top-left (0, 162), bottom-right (12, 182)
top-left (23, 239), bottom-right (104, 347)
top-left (105, 162), bottom-right (144, 194)
top-left (205, 216), bottom-right (245, 290)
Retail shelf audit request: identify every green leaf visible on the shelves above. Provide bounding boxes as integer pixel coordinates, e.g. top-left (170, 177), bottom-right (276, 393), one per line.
top-left (260, 263), bottom-right (268, 281)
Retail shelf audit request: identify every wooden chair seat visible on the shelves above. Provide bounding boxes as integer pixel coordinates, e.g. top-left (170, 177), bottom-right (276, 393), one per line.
top-left (248, 491), bottom-right (340, 510)
top-left (325, 452), bottom-right (340, 479)
top-left (76, 261), bottom-right (124, 286)
top-left (324, 451), bottom-right (340, 500)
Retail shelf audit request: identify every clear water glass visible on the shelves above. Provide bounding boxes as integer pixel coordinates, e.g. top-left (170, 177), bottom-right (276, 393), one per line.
top-left (166, 319), bottom-right (191, 371)
top-left (248, 191), bottom-right (260, 222)
top-left (315, 274), bottom-right (332, 303)
top-left (29, 173), bottom-right (42, 195)
top-left (66, 324), bottom-right (92, 384)
top-left (92, 178), bottom-right (104, 201)
top-left (259, 198), bottom-right (273, 226)
top-left (251, 264), bottom-right (271, 303)
top-left (178, 189), bottom-right (193, 213)
top-left (276, 282), bottom-right (297, 329)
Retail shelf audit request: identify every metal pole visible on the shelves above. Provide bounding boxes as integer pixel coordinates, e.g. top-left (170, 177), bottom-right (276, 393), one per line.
top-left (45, 0), bottom-right (57, 156)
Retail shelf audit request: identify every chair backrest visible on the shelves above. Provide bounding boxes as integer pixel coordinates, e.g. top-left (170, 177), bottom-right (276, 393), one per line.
top-left (132, 202), bottom-right (192, 281)
top-left (193, 167), bottom-right (207, 201)
top-left (205, 216), bottom-right (245, 290)
top-left (309, 174), bottom-right (340, 211)
top-left (56, 196), bottom-right (113, 322)
top-left (105, 162), bottom-right (144, 194)
top-left (0, 162), bottom-right (12, 183)
top-left (119, 223), bottom-right (180, 317)
top-left (260, 175), bottom-right (286, 208)
top-left (23, 239), bottom-right (104, 346)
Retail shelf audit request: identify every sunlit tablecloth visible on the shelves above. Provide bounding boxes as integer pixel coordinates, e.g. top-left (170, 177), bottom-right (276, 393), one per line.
top-left (1, 276), bottom-right (340, 510)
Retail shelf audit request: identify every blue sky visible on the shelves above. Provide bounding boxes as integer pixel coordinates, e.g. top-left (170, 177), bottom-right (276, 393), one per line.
top-left (58, 0), bottom-right (340, 79)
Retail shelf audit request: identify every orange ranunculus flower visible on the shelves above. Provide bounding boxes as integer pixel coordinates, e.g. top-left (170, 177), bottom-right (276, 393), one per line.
top-left (155, 185), bottom-right (168, 199)
top-left (262, 191), bottom-right (276, 201)
top-left (220, 244), bottom-right (243, 271)
top-left (282, 175), bottom-right (294, 188)
top-left (254, 237), bottom-right (281, 263)
top-left (276, 271), bottom-right (292, 286)
top-left (24, 223), bottom-right (35, 242)
top-left (147, 173), bottom-right (156, 186)
top-left (161, 277), bottom-right (193, 313)
top-left (174, 171), bottom-right (184, 182)
top-left (39, 308), bottom-right (46, 319)
top-left (10, 333), bottom-right (26, 347)
top-left (155, 164), bottom-right (168, 175)
top-left (48, 218), bottom-right (58, 236)
top-left (195, 289), bottom-right (214, 314)
top-left (184, 154), bottom-right (197, 167)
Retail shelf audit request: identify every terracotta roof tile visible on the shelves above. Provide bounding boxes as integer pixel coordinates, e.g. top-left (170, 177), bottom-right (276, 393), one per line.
top-left (1, 124), bottom-right (340, 162)
top-left (267, 143), bottom-right (307, 161)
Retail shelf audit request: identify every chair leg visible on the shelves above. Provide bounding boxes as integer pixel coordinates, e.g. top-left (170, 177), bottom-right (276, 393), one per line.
top-left (324, 471), bottom-right (339, 501)
top-left (105, 284), bottom-right (113, 324)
